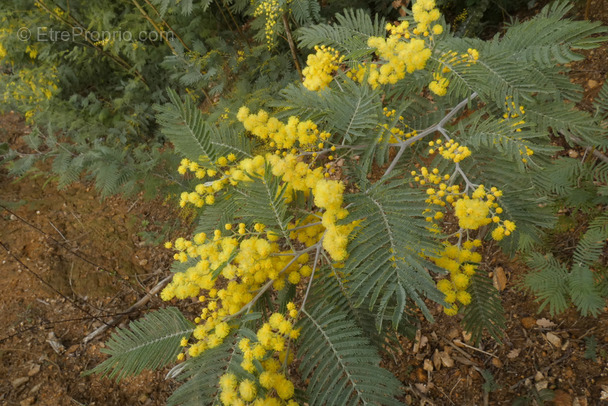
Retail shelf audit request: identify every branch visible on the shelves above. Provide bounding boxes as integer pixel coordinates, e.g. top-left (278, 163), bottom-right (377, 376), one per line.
top-left (382, 93), bottom-right (478, 178)
top-left (83, 274), bottom-right (173, 344)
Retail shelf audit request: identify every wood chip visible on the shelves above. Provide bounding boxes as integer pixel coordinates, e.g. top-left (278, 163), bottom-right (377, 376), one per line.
top-left (546, 332), bottom-right (562, 348)
top-left (493, 266), bottom-right (507, 291)
top-left (536, 318), bottom-right (557, 328)
top-left (507, 348), bottom-right (521, 359)
top-left (432, 349), bottom-right (442, 370)
top-left (414, 383), bottom-right (429, 394)
top-left (440, 351), bottom-right (455, 368)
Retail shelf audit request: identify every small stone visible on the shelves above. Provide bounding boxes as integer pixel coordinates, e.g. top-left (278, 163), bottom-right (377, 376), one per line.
top-left (534, 371), bottom-right (544, 382)
top-left (29, 383), bottom-right (41, 395)
top-left (12, 377), bottom-right (29, 389)
top-left (27, 364), bottom-right (40, 377)
top-left (423, 358), bottom-right (434, 372)
top-left (521, 317), bottom-right (536, 329)
top-left (573, 396), bottom-right (587, 406)
top-left (535, 380), bottom-right (548, 391)
top-left (588, 79), bottom-right (599, 89)
top-left (491, 357), bottom-right (503, 368)
top-left (20, 397), bottom-right (35, 406)
top-left (568, 149), bottom-right (579, 158)
top-left (546, 332), bottom-right (562, 348)
top-left (66, 344), bottom-right (79, 355)
top-left (507, 348), bottom-right (521, 359)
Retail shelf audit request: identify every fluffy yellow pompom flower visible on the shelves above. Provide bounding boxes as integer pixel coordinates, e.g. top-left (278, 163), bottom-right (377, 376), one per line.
top-left (454, 198), bottom-right (491, 230)
top-left (302, 45), bottom-right (343, 91)
top-left (239, 379), bottom-right (257, 402)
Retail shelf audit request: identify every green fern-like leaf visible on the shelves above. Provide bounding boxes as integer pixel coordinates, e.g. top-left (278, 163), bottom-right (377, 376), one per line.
top-left (296, 8), bottom-right (385, 56)
top-left (345, 179), bottom-right (443, 326)
top-left (235, 164), bottom-right (292, 241)
top-left (524, 253), bottom-right (570, 315)
top-left (155, 88), bottom-right (217, 165)
top-left (298, 302), bottom-right (403, 405)
top-left (167, 328), bottom-right (247, 406)
top-left (290, 0), bottom-right (320, 25)
top-left (85, 307), bottom-right (194, 381)
top-left (461, 273), bottom-right (506, 344)
top-left (568, 264), bottom-right (605, 317)
top-left (593, 82), bottom-right (608, 120)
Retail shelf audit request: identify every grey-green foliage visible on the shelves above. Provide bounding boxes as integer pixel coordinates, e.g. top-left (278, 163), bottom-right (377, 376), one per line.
top-left (85, 307), bottom-right (194, 381)
top-left (525, 214), bottom-right (608, 317)
top-left (462, 273), bottom-right (506, 344)
top-left (298, 302), bottom-right (404, 405)
top-left (236, 166), bottom-right (293, 240)
top-left (296, 8), bottom-right (386, 57)
top-left (344, 179), bottom-right (444, 328)
top-left (167, 324), bottom-right (251, 406)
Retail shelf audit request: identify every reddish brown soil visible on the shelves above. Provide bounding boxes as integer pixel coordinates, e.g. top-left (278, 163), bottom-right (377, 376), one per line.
top-left (0, 112), bottom-right (186, 405)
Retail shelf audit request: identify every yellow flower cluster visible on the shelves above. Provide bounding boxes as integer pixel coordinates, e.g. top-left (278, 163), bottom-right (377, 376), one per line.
top-left (411, 0), bottom-right (442, 34)
top-left (413, 166), bottom-right (515, 240)
top-left (176, 156), bottom-right (237, 208)
top-left (453, 185), bottom-right (514, 239)
top-left (2, 67), bottom-right (59, 122)
top-left (254, 0), bottom-right (282, 49)
top-left (289, 215), bottom-right (324, 247)
top-left (362, 35), bottom-right (431, 87)
top-left (439, 49), bottom-right (480, 73)
top-left (346, 0), bottom-right (445, 88)
top-left (429, 138), bottom-right (472, 163)
top-left (432, 241), bottom-right (481, 315)
top-left (429, 73), bottom-right (449, 96)
top-left (500, 97), bottom-right (534, 163)
top-left (218, 307), bottom-right (300, 405)
top-left (162, 226), bottom-right (317, 356)
top-left (453, 197), bottom-right (491, 230)
top-left (237, 107), bottom-right (330, 150)
top-left (302, 45), bottom-right (343, 91)
top-left (379, 108), bottom-right (418, 142)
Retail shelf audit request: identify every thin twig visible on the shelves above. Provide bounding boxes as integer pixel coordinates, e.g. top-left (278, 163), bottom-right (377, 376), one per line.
top-left (48, 220), bottom-right (68, 241)
top-left (83, 274), bottom-right (173, 344)
top-left (382, 93), bottom-right (478, 178)
top-left (452, 339), bottom-right (499, 359)
top-left (282, 13), bottom-right (303, 80)
top-left (560, 130), bottom-right (608, 164)
top-left (508, 348), bottom-right (572, 390)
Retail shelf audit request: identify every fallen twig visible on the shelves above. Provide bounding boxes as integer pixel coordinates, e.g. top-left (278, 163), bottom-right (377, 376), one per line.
top-left (83, 274), bottom-right (172, 344)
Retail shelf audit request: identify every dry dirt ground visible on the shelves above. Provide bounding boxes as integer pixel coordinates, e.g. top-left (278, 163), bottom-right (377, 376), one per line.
top-left (1, 2), bottom-right (608, 405)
